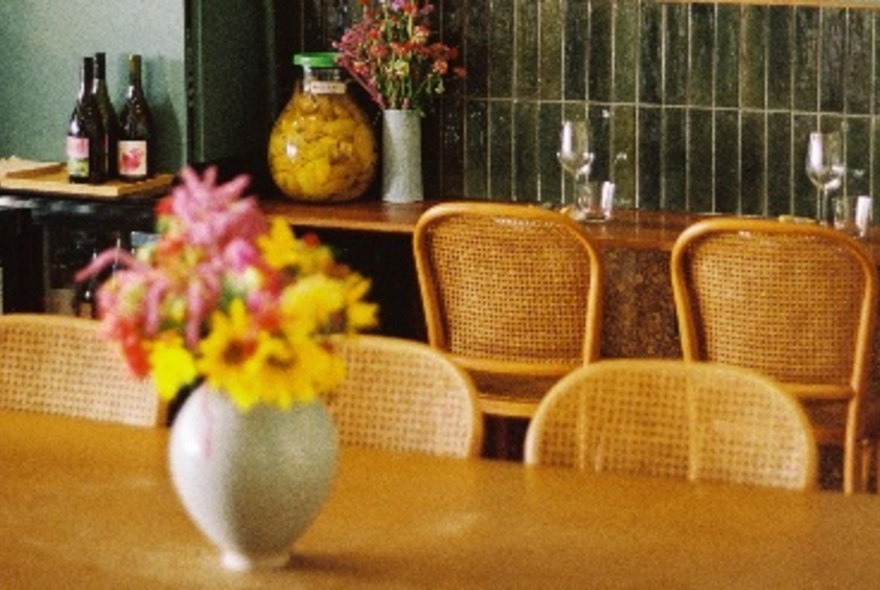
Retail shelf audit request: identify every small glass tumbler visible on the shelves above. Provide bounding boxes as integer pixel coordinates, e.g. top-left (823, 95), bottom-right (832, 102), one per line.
top-left (571, 181), bottom-right (615, 223)
top-left (833, 195), bottom-right (873, 238)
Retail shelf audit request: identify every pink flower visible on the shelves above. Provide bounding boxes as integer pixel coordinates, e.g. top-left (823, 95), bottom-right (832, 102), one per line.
top-left (333, 0), bottom-right (465, 113)
top-left (74, 165), bottom-right (378, 409)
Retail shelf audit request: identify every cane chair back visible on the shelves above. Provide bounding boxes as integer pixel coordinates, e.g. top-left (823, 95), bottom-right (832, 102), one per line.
top-left (670, 217), bottom-right (877, 493)
top-left (525, 359), bottom-right (817, 490)
top-left (328, 335), bottom-right (483, 458)
top-left (413, 202), bottom-right (604, 419)
top-left (0, 314), bottom-right (161, 427)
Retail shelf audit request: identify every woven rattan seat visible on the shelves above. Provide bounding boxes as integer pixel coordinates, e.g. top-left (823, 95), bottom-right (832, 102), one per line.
top-left (524, 359), bottom-right (817, 490)
top-left (413, 202), bottom-right (604, 434)
top-left (328, 335), bottom-right (483, 458)
top-left (670, 218), bottom-right (877, 493)
top-left (0, 314), bottom-right (161, 427)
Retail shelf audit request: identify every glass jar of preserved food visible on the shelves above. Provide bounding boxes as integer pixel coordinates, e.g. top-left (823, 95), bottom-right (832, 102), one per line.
top-left (268, 53), bottom-right (377, 202)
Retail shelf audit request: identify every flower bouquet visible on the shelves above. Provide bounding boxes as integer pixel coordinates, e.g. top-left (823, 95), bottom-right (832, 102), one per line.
top-left (77, 166), bottom-right (378, 411)
top-left (333, 0), bottom-right (465, 114)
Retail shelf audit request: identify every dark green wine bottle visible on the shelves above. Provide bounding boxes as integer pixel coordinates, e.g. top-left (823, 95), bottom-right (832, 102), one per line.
top-left (117, 54), bottom-right (153, 182)
top-left (67, 56), bottom-right (107, 184)
top-left (93, 52), bottom-right (119, 179)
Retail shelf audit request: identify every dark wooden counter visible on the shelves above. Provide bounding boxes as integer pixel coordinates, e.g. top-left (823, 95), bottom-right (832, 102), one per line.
top-left (264, 198), bottom-right (880, 257)
top-left (261, 199), bottom-right (432, 234)
top-left (262, 199), bottom-right (709, 249)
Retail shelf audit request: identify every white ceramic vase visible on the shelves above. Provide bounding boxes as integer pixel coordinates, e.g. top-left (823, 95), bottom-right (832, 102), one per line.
top-left (168, 384), bottom-right (338, 571)
top-left (382, 109), bottom-right (423, 203)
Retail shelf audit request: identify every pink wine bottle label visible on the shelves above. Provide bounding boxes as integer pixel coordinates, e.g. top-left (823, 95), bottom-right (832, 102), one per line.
top-left (67, 136), bottom-right (89, 177)
top-left (118, 140), bottom-right (147, 177)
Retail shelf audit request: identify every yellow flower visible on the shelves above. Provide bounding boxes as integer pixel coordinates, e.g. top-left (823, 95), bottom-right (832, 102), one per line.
top-left (259, 217), bottom-right (335, 276)
top-left (246, 332), bottom-right (345, 409)
top-left (197, 299), bottom-right (262, 409)
top-left (281, 274), bottom-right (347, 335)
top-left (148, 333), bottom-right (198, 400)
top-left (84, 168), bottom-right (378, 414)
top-left (344, 275), bottom-right (379, 332)
top-left (259, 217), bottom-right (300, 270)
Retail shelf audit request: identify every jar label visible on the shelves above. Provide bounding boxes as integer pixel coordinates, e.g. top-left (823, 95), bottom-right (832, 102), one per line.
top-left (119, 140), bottom-right (148, 177)
top-left (67, 136), bottom-right (89, 177)
top-left (305, 80), bottom-right (346, 95)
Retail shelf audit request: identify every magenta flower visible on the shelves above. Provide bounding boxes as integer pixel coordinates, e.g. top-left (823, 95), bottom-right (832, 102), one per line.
top-left (333, 0), bottom-right (465, 113)
top-left (75, 166), bottom-right (378, 408)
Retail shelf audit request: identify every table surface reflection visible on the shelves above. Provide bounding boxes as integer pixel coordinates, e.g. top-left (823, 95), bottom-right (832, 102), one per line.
top-left (3, 410), bottom-right (880, 588)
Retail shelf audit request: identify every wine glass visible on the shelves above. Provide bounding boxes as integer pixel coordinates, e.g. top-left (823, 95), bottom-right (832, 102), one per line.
top-left (805, 131), bottom-right (845, 225)
top-left (557, 120), bottom-right (604, 222)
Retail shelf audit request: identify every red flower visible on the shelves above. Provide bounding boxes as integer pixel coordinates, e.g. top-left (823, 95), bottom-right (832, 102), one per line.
top-left (332, 0), bottom-right (465, 113)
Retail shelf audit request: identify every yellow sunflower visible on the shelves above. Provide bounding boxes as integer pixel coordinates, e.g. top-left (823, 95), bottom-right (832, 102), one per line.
top-left (148, 332), bottom-right (198, 400)
top-left (197, 299), bottom-right (261, 409)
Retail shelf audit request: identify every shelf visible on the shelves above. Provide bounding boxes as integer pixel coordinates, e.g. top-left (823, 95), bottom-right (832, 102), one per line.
top-left (658, 0), bottom-right (880, 8)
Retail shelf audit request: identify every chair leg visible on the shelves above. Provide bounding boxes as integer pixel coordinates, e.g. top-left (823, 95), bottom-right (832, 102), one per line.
top-left (844, 440), bottom-right (864, 495)
top-left (873, 440), bottom-right (880, 494)
top-left (481, 416), bottom-right (528, 461)
top-left (860, 440), bottom-right (875, 493)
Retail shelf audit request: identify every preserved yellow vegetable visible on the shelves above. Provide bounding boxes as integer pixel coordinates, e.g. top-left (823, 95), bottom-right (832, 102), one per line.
top-left (268, 53), bottom-right (377, 202)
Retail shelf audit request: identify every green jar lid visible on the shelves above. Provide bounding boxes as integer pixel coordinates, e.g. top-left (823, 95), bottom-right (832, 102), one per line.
top-left (293, 52), bottom-right (339, 68)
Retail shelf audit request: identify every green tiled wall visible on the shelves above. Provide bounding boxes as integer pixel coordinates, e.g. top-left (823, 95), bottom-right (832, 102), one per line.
top-left (289, 1), bottom-right (880, 215)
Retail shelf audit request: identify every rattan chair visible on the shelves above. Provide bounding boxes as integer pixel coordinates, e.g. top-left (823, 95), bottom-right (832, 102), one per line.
top-left (413, 202), bottom-right (604, 435)
top-left (524, 359), bottom-right (817, 490)
top-left (670, 217), bottom-right (878, 494)
top-left (328, 335), bottom-right (483, 458)
top-left (0, 314), bottom-right (161, 427)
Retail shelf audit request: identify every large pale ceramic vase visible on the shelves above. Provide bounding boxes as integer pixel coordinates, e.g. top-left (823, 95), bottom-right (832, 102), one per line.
top-left (169, 384), bottom-right (338, 571)
top-left (381, 109), bottom-right (423, 203)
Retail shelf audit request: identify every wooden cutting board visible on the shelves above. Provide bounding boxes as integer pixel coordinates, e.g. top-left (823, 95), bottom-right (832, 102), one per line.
top-left (0, 157), bottom-right (64, 179)
top-left (0, 166), bottom-right (174, 198)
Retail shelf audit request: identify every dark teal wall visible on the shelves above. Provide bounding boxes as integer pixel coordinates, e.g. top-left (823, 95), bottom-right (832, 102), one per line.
top-left (0, 0), bottom-right (187, 173)
top-left (0, 1), bottom-right (271, 177)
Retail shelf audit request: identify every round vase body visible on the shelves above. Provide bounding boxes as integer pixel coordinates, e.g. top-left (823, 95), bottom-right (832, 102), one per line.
top-left (381, 109), bottom-right (424, 203)
top-left (268, 52), bottom-right (377, 202)
top-left (169, 384), bottom-right (339, 570)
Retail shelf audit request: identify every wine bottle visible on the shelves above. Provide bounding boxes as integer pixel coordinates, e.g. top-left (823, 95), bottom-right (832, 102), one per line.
top-left (92, 52), bottom-right (119, 178)
top-left (117, 54), bottom-right (153, 182)
top-left (67, 56), bottom-right (107, 184)
top-left (73, 246), bottom-right (98, 319)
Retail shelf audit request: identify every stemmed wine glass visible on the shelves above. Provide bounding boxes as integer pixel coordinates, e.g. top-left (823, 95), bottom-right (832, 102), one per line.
top-left (805, 131), bottom-right (845, 225)
top-left (557, 120), bottom-right (603, 222)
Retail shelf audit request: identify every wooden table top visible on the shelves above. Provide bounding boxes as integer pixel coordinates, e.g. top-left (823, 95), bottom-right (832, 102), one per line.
top-left (3, 409), bottom-right (880, 588)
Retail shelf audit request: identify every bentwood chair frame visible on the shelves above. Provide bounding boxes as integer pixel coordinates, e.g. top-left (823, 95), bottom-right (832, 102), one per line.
top-left (0, 314), bottom-right (162, 427)
top-left (328, 335), bottom-right (484, 458)
top-left (670, 218), bottom-right (877, 493)
top-left (412, 202), bottom-right (604, 425)
top-left (524, 359), bottom-right (818, 491)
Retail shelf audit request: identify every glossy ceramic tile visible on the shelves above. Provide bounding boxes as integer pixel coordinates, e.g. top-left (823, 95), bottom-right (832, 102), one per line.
top-left (303, 0), bottom-right (880, 215)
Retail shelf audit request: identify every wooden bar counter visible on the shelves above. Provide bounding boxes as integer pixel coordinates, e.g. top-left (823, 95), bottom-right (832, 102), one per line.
top-left (261, 199), bottom-right (707, 249)
top-left (4, 190), bottom-right (880, 362)
top-left (264, 200), bottom-right (880, 356)
top-left (262, 200), bottom-right (722, 358)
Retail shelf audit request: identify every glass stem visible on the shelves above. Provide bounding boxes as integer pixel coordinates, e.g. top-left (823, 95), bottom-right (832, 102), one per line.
top-left (575, 173), bottom-right (592, 212)
top-left (819, 189), bottom-right (831, 226)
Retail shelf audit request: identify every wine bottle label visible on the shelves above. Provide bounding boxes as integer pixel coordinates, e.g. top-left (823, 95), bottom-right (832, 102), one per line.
top-left (305, 80), bottom-right (346, 95)
top-left (67, 136), bottom-right (89, 177)
top-left (118, 140), bottom-right (148, 177)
